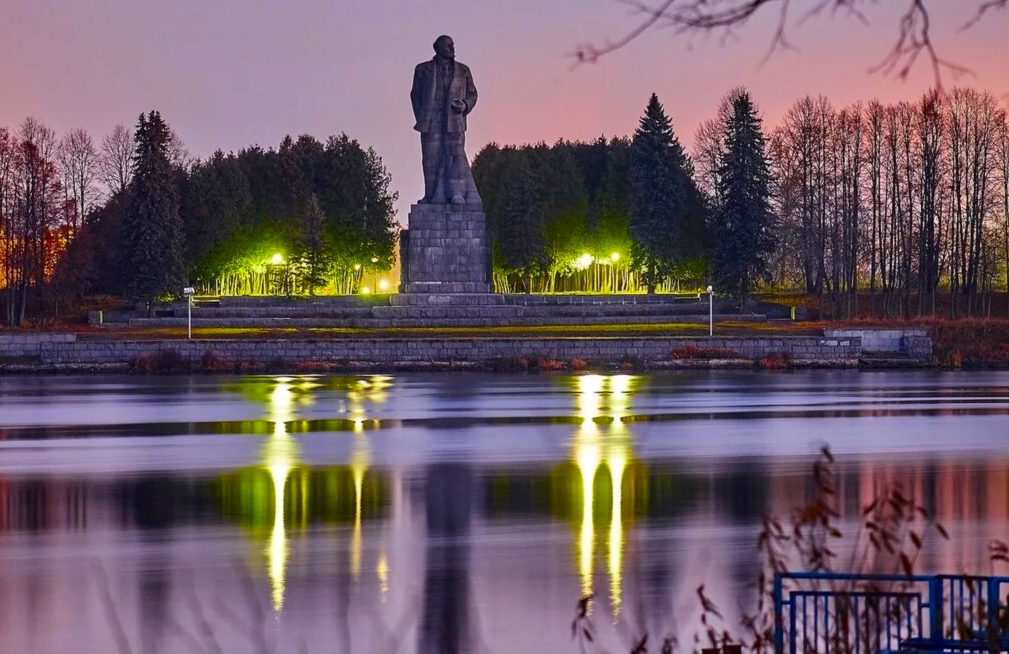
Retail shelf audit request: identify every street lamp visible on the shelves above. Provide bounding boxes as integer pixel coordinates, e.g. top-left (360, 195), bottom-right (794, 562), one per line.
top-left (183, 287), bottom-right (196, 339)
top-left (706, 285), bottom-right (714, 336)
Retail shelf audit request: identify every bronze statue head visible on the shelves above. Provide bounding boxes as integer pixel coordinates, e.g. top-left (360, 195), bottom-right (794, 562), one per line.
top-left (433, 35), bottom-right (455, 60)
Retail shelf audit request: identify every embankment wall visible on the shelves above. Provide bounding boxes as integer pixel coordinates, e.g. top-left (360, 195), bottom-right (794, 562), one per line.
top-left (0, 333), bottom-right (76, 359)
top-left (21, 335), bottom-right (866, 367)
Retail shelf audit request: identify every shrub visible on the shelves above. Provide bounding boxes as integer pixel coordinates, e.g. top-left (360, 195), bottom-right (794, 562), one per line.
top-left (494, 356), bottom-right (530, 372)
top-left (929, 319), bottom-right (1009, 368)
top-left (757, 352), bottom-right (790, 370)
top-left (535, 358), bottom-right (566, 371)
top-left (235, 360), bottom-right (259, 373)
top-left (620, 356), bottom-right (641, 371)
top-left (199, 350), bottom-right (231, 373)
top-left (130, 349), bottom-right (189, 373)
top-left (672, 345), bottom-right (746, 360)
top-left (570, 358), bottom-right (588, 371)
top-left (296, 360), bottom-right (336, 373)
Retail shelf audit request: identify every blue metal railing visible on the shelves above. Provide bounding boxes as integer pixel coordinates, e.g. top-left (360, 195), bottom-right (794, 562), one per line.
top-left (774, 572), bottom-right (1009, 654)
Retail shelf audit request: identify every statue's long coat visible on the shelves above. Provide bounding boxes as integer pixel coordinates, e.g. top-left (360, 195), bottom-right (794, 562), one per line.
top-left (410, 58), bottom-right (478, 134)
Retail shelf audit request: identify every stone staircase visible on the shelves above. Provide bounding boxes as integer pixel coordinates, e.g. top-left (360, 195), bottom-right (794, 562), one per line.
top-left (118, 293), bottom-right (766, 329)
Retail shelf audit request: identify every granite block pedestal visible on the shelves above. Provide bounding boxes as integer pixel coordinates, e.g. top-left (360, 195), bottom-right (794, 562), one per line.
top-left (401, 202), bottom-right (492, 295)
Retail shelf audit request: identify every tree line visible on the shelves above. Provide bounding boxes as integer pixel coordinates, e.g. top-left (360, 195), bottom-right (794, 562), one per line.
top-left (767, 88), bottom-right (1009, 318)
top-left (473, 95), bottom-right (713, 295)
top-left (2, 87), bottom-right (1007, 324)
top-left (474, 90), bottom-right (775, 304)
top-left (0, 112), bottom-right (398, 324)
top-left (476, 86), bottom-right (1009, 315)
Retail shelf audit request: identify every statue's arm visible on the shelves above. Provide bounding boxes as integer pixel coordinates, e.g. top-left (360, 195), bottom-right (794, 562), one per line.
top-left (410, 64), bottom-right (424, 122)
top-left (463, 67), bottom-right (478, 115)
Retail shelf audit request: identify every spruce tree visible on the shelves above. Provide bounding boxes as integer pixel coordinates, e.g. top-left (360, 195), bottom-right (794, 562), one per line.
top-left (712, 91), bottom-right (777, 308)
top-left (629, 94), bottom-right (705, 293)
top-left (122, 111), bottom-right (185, 310)
top-left (298, 194), bottom-right (331, 295)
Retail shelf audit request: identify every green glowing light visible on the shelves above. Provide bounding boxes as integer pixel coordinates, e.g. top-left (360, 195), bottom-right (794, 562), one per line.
top-left (271, 253), bottom-right (284, 265)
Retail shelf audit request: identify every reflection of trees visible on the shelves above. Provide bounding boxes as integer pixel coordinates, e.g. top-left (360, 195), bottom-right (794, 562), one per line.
top-left (214, 467), bottom-right (388, 531)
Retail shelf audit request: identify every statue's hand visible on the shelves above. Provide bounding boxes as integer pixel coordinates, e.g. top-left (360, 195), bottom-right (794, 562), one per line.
top-left (451, 99), bottom-right (467, 114)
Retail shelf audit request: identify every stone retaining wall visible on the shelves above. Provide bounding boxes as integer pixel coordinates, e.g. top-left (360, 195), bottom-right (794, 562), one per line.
top-left (0, 333), bottom-right (76, 359)
top-left (35, 336), bottom-right (862, 367)
top-left (823, 328), bottom-right (932, 359)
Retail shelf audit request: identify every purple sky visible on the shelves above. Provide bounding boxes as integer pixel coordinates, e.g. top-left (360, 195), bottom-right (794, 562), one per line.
top-left (1, 0), bottom-right (1007, 222)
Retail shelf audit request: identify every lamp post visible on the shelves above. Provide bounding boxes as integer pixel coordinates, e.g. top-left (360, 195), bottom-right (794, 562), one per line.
top-left (183, 287), bottom-right (195, 339)
top-left (706, 285), bottom-right (714, 336)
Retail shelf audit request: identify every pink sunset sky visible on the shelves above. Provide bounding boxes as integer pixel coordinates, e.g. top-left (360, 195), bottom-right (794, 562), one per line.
top-left (1, 0), bottom-right (1007, 221)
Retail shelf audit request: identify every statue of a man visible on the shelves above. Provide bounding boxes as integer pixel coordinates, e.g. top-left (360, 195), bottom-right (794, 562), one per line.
top-left (411, 35), bottom-right (481, 205)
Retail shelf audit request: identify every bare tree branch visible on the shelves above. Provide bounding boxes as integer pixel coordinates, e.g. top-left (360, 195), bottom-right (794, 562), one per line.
top-left (92, 561), bottom-right (135, 654)
top-left (58, 128), bottom-right (98, 234)
top-left (962, 0), bottom-right (1008, 29)
top-left (867, 0), bottom-right (972, 89)
top-left (576, 0), bottom-right (1001, 87)
top-left (574, 0), bottom-right (675, 64)
top-left (98, 123), bottom-right (134, 199)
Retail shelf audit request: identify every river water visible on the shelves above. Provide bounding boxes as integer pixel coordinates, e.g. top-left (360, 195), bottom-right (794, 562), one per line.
top-left (0, 371), bottom-right (1007, 654)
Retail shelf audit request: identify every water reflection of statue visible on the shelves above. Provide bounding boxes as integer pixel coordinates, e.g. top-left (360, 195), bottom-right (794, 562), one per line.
top-left (419, 464), bottom-right (473, 654)
top-left (411, 35), bottom-right (481, 205)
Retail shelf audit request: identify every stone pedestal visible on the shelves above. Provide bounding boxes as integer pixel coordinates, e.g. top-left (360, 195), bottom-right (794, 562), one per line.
top-left (401, 203), bottom-right (492, 294)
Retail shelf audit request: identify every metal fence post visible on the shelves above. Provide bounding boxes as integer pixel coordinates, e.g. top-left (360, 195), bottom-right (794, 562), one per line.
top-left (774, 573), bottom-right (784, 654)
top-left (930, 576), bottom-right (943, 640)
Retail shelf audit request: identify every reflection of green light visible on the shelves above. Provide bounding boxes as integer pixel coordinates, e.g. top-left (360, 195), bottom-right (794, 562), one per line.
top-left (377, 552), bottom-right (389, 602)
top-left (607, 443), bottom-right (627, 617)
top-left (607, 375), bottom-right (633, 617)
top-left (577, 442), bottom-right (600, 598)
top-left (268, 459), bottom-right (291, 612)
top-left (263, 378), bottom-right (300, 612)
top-left (216, 375), bottom-right (395, 607)
top-left (575, 375), bottom-right (603, 597)
top-left (350, 435), bottom-right (370, 580)
top-left (571, 374), bottom-right (637, 616)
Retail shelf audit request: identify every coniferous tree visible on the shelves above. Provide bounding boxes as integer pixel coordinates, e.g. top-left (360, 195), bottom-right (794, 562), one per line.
top-left (298, 194), bottom-right (331, 295)
top-left (122, 111), bottom-right (184, 309)
top-left (499, 155), bottom-right (547, 292)
top-left (712, 91), bottom-right (777, 308)
top-left (629, 94), bottom-right (706, 293)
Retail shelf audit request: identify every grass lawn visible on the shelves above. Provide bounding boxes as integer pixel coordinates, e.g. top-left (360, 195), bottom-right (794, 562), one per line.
top-left (74, 320), bottom-right (826, 341)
